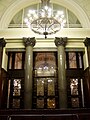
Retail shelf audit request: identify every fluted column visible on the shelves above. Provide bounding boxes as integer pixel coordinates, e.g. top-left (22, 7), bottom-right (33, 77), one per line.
top-left (55, 37), bottom-right (67, 108)
top-left (23, 37), bottom-right (36, 109)
top-left (0, 38), bottom-right (6, 108)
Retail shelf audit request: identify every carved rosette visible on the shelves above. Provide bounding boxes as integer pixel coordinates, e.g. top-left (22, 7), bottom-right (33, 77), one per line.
top-left (0, 38), bottom-right (6, 47)
top-left (54, 37), bottom-right (67, 47)
top-left (84, 37), bottom-right (90, 46)
top-left (23, 37), bottom-right (36, 47)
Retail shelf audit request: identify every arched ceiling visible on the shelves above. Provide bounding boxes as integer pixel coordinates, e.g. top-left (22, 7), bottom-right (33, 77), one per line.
top-left (0, 0), bottom-right (90, 28)
top-left (9, 3), bottom-right (81, 28)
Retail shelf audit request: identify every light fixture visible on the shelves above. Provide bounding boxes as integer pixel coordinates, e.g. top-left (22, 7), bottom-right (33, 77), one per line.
top-left (24, 0), bottom-right (66, 38)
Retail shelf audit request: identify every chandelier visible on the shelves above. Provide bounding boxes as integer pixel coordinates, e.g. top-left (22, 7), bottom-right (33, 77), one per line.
top-left (24, 0), bottom-right (66, 38)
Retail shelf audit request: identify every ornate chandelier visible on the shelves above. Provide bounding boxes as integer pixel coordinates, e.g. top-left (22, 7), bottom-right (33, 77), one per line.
top-left (24, 0), bottom-right (66, 38)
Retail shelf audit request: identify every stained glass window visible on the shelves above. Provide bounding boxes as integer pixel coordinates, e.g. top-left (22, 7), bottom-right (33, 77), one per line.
top-left (47, 98), bottom-right (55, 108)
top-left (70, 79), bottom-right (78, 95)
top-left (8, 78), bottom-right (23, 108)
top-left (69, 78), bottom-right (83, 108)
top-left (66, 51), bottom-right (84, 108)
top-left (7, 52), bottom-right (25, 109)
top-left (66, 52), bottom-right (83, 69)
top-left (48, 78), bottom-right (55, 96)
top-left (34, 53), bottom-right (57, 77)
top-left (71, 98), bottom-right (79, 107)
top-left (13, 79), bottom-right (21, 96)
top-left (33, 52), bottom-right (58, 109)
top-left (12, 99), bottom-right (20, 108)
top-left (37, 98), bottom-right (44, 108)
top-left (14, 53), bottom-right (22, 69)
top-left (8, 52), bottom-right (25, 69)
top-left (37, 79), bottom-right (44, 96)
top-left (69, 52), bottom-right (77, 68)
top-left (11, 79), bottom-right (22, 108)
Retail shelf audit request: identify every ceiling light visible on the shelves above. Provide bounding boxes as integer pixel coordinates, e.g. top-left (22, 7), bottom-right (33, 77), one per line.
top-left (24, 0), bottom-right (66, 38)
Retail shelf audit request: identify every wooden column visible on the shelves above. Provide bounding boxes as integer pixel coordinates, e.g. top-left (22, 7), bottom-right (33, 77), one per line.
top-left (84, 37), bottom-right (90, 107)
top-left (23, 37), bottom-right (36, 109)
top-left (84, 38), bottom-right (90, 66)
top-left (55, 37), bottom-right (67, 108)
top-left (0, 38), bottom-right (6, 108)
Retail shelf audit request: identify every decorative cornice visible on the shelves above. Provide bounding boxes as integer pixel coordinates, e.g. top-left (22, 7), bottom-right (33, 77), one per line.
top-left (0, 38), bottom-right (6, 47)
top-left (54, 37), bottom-right (67, 47)
top-left (84, 37), bottom-right (90, 46)
top-left (23, 37), bottom-right (36, 47)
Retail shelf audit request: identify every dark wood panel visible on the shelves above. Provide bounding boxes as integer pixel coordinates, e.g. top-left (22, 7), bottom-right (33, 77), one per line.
top-left (8, 69), bottom-right (25, 78)
top-left (0, 116), bottom-right (8, 120)
top-left (0, 68), bottom-right (7, 109)
top-left (0, 47), bottom-right (3, 108)
top-left (84, 67), bottom-right (90, 107)
top-left (66, 69), bottom-right (84, 77)
top-left (0, 109), bottom-right (90, 120)
top-left (9, 115), bottom-right (42, 120)
top-left (1, 114), bottom-right (90, 120)
top-left (78, 113), bottom-right (90, 120)
top-left (45, 115), bottom-right (78, 120)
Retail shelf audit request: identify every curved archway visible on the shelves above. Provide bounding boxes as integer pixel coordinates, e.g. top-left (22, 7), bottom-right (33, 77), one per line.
top-left (0, 0), bottom-right (90, 28)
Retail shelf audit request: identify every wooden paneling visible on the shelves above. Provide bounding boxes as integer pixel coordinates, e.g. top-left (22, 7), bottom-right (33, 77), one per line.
top-left (0, 109), bottom-right (90, 120)
top-left (8, 115), bottom-right (42, 120)
top-left (45, 115), bottom-right (78, 120)
top-left (66, 69), bottom-right (84, 78)
top-left (84, 67), bottom-right (90, 107)
top-left (1, 68), bottom-right (8, 108)
top-left (0, 116), bottom-right (7, 120)
top-left (78, 113), bottom-right (90, 120)
top-left (8, 69), bottom-right (25, 78)
top-left (0, 38), bottom-right (6, 108)
top-left (0, 47), bottom-right (3, 108)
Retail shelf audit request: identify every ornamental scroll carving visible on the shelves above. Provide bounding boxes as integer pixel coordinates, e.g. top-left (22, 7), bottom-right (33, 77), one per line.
top-left (54, 37), bottom-right (67, 47)
top-left (23, 37), bottom-right (36, 47)
top-left (0, 38), bottom-right (6, 47)
top-left (84, 37), bottom-right (90, 46)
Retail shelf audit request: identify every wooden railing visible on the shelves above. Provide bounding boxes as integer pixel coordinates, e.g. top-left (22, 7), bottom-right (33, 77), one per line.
top-left (0, 109), bottom-right (90, 120)
top-left (0, 114), bottom-right (79, 120)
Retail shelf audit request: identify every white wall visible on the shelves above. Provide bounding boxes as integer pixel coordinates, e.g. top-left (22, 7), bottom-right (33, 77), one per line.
top-left (0, 28), bottom-right (90, 39)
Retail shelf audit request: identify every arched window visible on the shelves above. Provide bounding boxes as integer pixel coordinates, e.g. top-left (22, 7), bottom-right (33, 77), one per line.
top-left (9, 3), bottom-right (82, 29)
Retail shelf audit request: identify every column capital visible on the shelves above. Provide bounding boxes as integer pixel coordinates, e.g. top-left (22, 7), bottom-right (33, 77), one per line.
top-left (84, 37), bottom-right (90, 46)
top-left (54, 37), bottom-right (67, 47)
top-left (23, 37), bottom-right (36, 47)
top-left (0, 38), bottom-right (6, 47)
